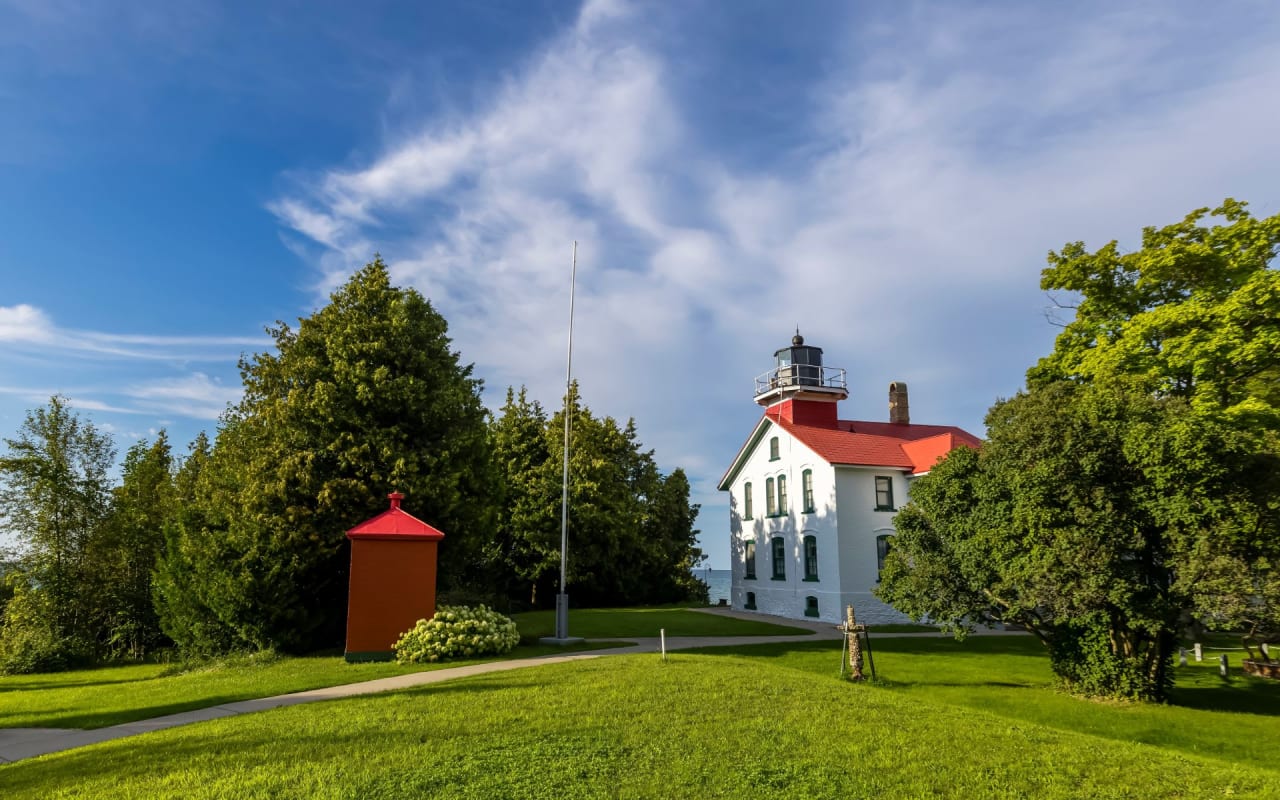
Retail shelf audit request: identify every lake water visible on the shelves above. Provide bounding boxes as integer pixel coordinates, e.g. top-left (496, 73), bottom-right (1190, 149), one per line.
top-left (693, 568), bottom-right (731, 605)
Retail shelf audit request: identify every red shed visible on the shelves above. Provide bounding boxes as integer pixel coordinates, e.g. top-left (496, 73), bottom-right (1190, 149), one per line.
top-left (344, 492), bottom-right (444, 662)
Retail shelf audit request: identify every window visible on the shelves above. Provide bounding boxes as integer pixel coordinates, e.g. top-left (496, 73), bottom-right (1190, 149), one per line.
top-left (744, 541), bottom-right (756, 579)
top-left (875, 476), bottom-right (895, 511)
top-left (802, 469), bottom-right (814, 513)
top-left (769, 436), bottom-right (780, 461)
top-left (745, 591), bottom-right (757, 610)
top-left (803, 535), bottom-right (818, 581)
top-left (776, 475), bottom-right (788, 514)
top-left (765, 477), bottom-right (776, 516)
top-left (804, 595), bottom-right (819, 618)
top-left (876, 534), bottom-right (893, 580)
top-left (742, 482), bottom-right (753, 520)
top-left (771, 536), bottom-right (786, 580)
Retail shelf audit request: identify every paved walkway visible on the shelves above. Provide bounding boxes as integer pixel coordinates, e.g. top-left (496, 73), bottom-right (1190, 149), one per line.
top-left (0, 608), bottom-right (999, 765)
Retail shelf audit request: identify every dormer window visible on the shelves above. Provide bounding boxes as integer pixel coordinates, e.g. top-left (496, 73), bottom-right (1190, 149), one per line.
top-left (875, 476), bottom-right (895, 511)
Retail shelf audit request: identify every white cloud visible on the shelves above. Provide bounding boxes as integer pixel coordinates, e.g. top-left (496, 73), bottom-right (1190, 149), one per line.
top-left (0, 303), bottom-right (56, 344)
top-left (270, 0), bottom-right (1280, 566)
top-left (0, 303), bottom-right (269, 361)
top-left (123, 373), bottom-right (242, 420)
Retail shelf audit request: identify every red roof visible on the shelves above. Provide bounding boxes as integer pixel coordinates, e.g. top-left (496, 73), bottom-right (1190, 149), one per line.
top-left (773, 417), bottom-right (980, 475)
top-left (719, 412), bottom-right (980, 489)
top-left (346, 492), bottom-right (445, 541)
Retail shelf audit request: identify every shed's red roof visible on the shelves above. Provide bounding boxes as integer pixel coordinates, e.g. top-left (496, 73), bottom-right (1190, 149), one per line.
top-left (346, 493), bottom-right (445, 541)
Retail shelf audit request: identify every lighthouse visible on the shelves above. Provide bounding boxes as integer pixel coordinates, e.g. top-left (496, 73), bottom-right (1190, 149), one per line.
top-left (752, 331), bottom-right (848, 428)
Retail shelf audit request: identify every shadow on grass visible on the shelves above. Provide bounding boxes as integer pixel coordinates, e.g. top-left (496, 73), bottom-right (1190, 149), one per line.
top-left (0, 722), bottom-right (376, 794)
top-left (0, 696), bottom-right (249, 731)
top-left (685, 635), bottom-right (1045, 660)
top-left (1170, 673), bottom-right (1280, 716)
top-left (0, 675), bottom-right (162, 693)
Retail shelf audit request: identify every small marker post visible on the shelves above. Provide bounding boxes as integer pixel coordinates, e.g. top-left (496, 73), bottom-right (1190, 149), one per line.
top-left (660, 628), bottom-right (667, 661)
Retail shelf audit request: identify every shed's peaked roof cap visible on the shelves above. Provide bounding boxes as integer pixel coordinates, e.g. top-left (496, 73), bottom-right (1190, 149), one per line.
top-left (718, 415), bottom-right (980, 489)
top-left (346, 492), bottom-right (445, 541)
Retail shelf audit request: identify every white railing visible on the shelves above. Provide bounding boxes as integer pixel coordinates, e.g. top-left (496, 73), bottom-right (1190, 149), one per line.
top-left (754, 365), bottom-right (847, 396)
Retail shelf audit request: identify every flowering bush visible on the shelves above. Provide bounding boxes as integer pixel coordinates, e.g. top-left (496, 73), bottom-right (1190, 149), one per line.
top-left (394, 605), bottom-right (520, 663)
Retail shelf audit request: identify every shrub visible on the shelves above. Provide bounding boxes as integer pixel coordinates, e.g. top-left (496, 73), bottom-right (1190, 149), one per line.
top-left (394, 605), bottom-right (520, 663)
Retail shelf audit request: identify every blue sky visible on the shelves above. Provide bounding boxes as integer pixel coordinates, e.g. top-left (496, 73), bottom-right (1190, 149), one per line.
top-left (2, 0), bottom-right (1279, 568)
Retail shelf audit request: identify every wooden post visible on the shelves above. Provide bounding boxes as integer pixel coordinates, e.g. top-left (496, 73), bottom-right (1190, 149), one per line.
top-left (846, 605), bottom-right (864, 682)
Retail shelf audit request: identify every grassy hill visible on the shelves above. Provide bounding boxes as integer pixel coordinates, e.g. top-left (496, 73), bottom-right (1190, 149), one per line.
top-left (3, 636), bottom-right (1276, 798)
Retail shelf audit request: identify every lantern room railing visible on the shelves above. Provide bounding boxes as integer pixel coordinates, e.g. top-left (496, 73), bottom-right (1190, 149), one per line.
top-left (754, 365), bottom-right (847, 396)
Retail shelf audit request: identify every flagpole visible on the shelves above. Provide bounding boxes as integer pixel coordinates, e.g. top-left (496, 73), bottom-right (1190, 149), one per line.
top-left (555, 242), bottom-right (577, 642)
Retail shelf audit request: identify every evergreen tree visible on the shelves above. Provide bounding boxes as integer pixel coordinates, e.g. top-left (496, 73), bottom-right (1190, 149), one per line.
top-left (157, 258), bottom-right (495, 653)
top-left (154, 430), bottom-right (250, 654)
top-left (488, 387), bottom-right (559, 605)
top-left (494, 383), bottom-right (703, 608)
top-left (88, 432), bottom-right (174, 659)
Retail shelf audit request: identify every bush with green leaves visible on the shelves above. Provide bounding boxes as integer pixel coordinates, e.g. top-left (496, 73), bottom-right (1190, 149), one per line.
top-left (0, 579), bottom-right (89, 675)
top-left (394, 605), bottom-right (520, 663)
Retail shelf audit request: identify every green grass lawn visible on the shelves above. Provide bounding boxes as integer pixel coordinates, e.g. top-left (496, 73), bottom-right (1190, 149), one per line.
top-left (1, 607), bottom-right (804, 731)
top-left (3, 636), bottom-right (1278, 798)
top-left (511, 606), bottom-right (813, 639)
top-left (695, 636), bottom-right (1280, 773)
top-left (0, 642), bottom-right (621, 730)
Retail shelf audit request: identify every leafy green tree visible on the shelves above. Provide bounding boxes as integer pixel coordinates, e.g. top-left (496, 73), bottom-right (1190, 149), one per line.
top-left (879, 200), bottom-right (1280, 698)
top-left (1030, 199), bottom-right (1280, 426)
top-left (1029, 199), bottom-right (1280, 645)
top-left (877, 381), bottom-right (1274, 701)
top-left (88, 432), bottom-right (174, 659)
top-left (157, 258), bottom-right (495, 653)
top-left (0, 396), bottom-right (114, 668)
top-left (880, 381), bottom-right (1280, 696)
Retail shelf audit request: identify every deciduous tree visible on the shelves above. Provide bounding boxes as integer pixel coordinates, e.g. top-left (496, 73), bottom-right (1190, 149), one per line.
top-left (0, 396), bottom-right (114, 670)
top-left (1030, 199), bottom-right (1280, 427)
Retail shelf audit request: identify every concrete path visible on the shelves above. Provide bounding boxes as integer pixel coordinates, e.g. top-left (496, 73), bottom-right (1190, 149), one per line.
top-left (0, 608), bottom-right (1010, 765)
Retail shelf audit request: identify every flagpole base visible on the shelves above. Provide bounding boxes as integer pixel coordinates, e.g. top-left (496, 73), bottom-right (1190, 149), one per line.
top-left (539, 592), bottom-right (584, 645)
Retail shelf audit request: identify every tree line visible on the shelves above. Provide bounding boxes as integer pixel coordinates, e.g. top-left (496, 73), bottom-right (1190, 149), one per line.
top-left (0, 259), bottom-right (704, 672)
top-left (876, 199), bottom-right (1280, 702)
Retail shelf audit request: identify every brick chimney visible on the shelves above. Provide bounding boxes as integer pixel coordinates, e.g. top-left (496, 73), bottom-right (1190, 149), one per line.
top-left (889, 382), bottom-right (909, 425)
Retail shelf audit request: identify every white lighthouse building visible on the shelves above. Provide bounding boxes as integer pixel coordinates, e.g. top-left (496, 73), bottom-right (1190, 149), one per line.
top-left (717, 333), bottom-right (980, 624)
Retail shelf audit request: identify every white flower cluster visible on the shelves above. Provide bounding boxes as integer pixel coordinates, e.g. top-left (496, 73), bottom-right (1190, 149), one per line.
top-left (393, 604), bottom-right (521, 664)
